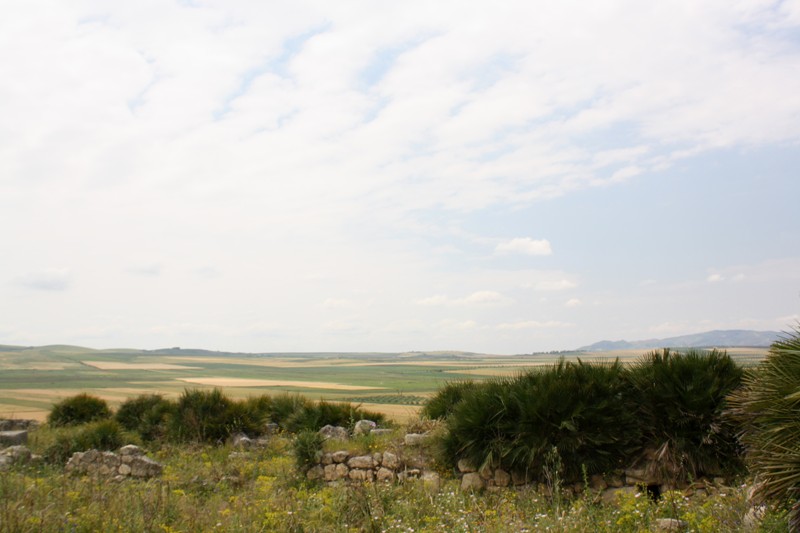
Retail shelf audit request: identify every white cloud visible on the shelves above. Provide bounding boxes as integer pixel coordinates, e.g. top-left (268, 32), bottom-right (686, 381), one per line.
top-left (495, 238), bottom-right (553, 256)
top-left (565, 298), bottom-right (582, 308)
top-left (531, 279), bottom-right (578, 291)
top-left (0, 2), bottom-right (797, 353)
top-left (707, 274), bottom-right (724, 283)
top-left (460, 291), bottom-right (511, 306)
top-left (14, 269), bottom-right (71, 291)
top-left (415, 291), bottom-right (512, 307)
top-left (496, 320), bottom-right (572, 330)
top-left (321, 298), bottom-right (355, 309)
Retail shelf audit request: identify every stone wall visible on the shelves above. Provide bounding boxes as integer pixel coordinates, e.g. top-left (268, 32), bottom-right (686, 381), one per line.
top-left (305, 448), bottom-right (442, 488)
top-left (455, 458), bottom-right (728, 501)
top-left (65, 445), bottom-right (163, 480)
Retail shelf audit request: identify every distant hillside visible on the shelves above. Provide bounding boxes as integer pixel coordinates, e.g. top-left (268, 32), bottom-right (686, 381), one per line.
top-left (579, 329), bottom-right (781, 351)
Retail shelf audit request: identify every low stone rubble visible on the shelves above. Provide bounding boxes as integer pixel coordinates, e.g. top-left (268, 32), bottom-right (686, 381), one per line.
top-left (65, 445), bottom-right (163, 480)
top-left (0, 445), bottom-right (41, 471)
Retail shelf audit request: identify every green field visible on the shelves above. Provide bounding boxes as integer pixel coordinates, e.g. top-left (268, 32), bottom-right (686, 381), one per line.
top-left (0, 344), bottom-right (769, 421)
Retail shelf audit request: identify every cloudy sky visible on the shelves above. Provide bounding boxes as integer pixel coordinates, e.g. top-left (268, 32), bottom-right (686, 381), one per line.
top-left (1, 1), bottom-right (799, 354)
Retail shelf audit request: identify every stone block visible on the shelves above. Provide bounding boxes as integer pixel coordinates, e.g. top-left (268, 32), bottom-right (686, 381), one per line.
top-left (494, 469), bottom-right (511, 488)
top-left (404, 433), bottom-right (428, 446)
top-left (461, 472), bottom-right (485, 492)
top-left (376, 467), bottom-right (396, 482)
top-left (332, 450), bottom-right (350, 463)
top-left (306, 465), bottom-right (324, 481)
top-left (347, 455), bottom-right (374, 469)
top-left (0, 430), bottom-right (28, 446)
top-left (319, 425), bottom-right (349, 440)
top-left (353, 420), bottom-right (377, 436)
top-left (381, 451), bottom-right (400, 470)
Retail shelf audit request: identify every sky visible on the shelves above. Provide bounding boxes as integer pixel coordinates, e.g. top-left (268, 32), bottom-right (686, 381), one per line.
top-left (1, 0), bottom-right (799, 354)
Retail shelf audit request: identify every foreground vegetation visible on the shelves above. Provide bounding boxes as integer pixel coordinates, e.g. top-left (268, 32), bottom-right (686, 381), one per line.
top-left (1, 431), bottom-right (790, 532)
top-left (2, 334), bottom-right (798, 532)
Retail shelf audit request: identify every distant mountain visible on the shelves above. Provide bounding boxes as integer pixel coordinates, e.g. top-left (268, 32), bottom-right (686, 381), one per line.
top-left (578, 329), bottom-right (781, 351)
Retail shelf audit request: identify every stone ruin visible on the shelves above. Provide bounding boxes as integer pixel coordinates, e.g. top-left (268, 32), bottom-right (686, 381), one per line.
top-left (0, 444), bottom-right (41, 471)
top-left (65, 445), bottom-right (163, 480)
top-left (0, 418), bottom-right (39, 448)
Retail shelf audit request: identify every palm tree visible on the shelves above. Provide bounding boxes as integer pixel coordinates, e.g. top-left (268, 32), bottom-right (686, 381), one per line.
top-left (727, 325), bottom-right (800, 530)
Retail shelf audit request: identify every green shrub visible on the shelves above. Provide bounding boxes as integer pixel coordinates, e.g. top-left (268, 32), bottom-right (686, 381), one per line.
top-left (293, 430), bottom-right (324, 471)
top-left (115, 394), bottom-right (175, 441)
top-left (442, 359), bottom-right (640, 482)
top-left (421, 380), bottom-right (475, 419)
top-left (285, 400), bottom-right (387, 433)
top-left (44, 419), bottom-right (129, 463)
top-left (727, 327), bottom-right (800, 528)
top-left (627, 348), bottom-right (744, 480)
top-left (268, 393), bottom-right (311, 429)
top-left (47, 393), bottom-right (112, 427)
top-left (168, 388), bottom-right (249, 443)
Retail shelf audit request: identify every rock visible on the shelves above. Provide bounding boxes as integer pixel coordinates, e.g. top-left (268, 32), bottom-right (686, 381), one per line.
top-left (653, 518), bottom-right (687, 531)
top-left (404, 433), bottom-right (428, 446)
top-left (457, 459), bottom-right (476, 473)
top-left (118, 445), bottom-right (143, 456)
top-left (600, 486), bottom-right (638, 504)
top-left (624, 467), bottom-right (656, 486)
top-left (372, 452), bottom-right (382, 466)
top-left (3, 445), bottom-right (32, 464)
top-left (421, 471), bottom-right (441, 492)
top-left (353, 420), bottom-right (377, 436)
top-left (324, 464), bottom-right (347, 481)
top-left (118, 464), bottom-right (132, 476)
top-left (321, 453), bottom-right (334, 465)
top-left (228, 452), bottom-right (249, 460)
top-left (130, 456), bottom-right (163, 478)
top-left (511, 470), bottom-right (533, 486)
top-left (478, 463), bottom-right (493, 481)
top-left (461, 472), bottom-right (485, 492)
top-left (306, 465), bottom-right (324, 481)
top-left (381, 451), bottom-right (400, 470)
top-left (494, 469), bottom-right (511, 488)
top-left (348, 468), bottom-right (374, 482)
top-left (376, 467), bottom-right (396, 482)
top-left (606, 474), bottom-right (624, 488)
top-left (332, 450), bottom-right (350, 463)
top-left (404, 453), bottom-right (430, 470)
top-left (370, 429), bottom-right (393, 437)
top-left (347, 455), bottom-right (374, 469)
top-left (590, 474), bottom-right (608, 491)
top-left (319, 425), bottom-right (349, 440)
top-left (264, 423), bottom-right (279, 434)
top-left (231, 433), bottom-right (253, 448)
top-left (0, 430), bottom-right (28, 446)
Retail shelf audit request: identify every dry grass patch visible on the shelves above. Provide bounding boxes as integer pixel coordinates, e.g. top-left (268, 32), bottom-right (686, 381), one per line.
top-left (82, 361), bottom-right (201, 370)
top-left (176, 377), bottom-right (385, 391)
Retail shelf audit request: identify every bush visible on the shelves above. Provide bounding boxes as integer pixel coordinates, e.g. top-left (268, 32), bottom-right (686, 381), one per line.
top-left (268, 393), bottom-right (311, 429)
top-left (285, 400), bottom-right (387, 433)
top-left (293, 430), bottom-right (324, 471)
top-left (44, 419), bottom-right (129, 463)
top-left (115, 394), bottom-right (175, 441)
top-left (47, 393), bottom-right (112, 427)
top-left (627, 348), bottom-right (744, 480)
top-left (442, 359), bottom-right (640, 482)
top-left (168, 388), bottom-right (251, 443)
top-left (421, 380), bottom-right (475, 420)
top-left (727, 327), bottom-right (800, 528)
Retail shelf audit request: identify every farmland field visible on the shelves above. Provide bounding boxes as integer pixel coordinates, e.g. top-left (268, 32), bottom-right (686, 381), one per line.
top-left (0, 344), bottom-right (769, 421)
